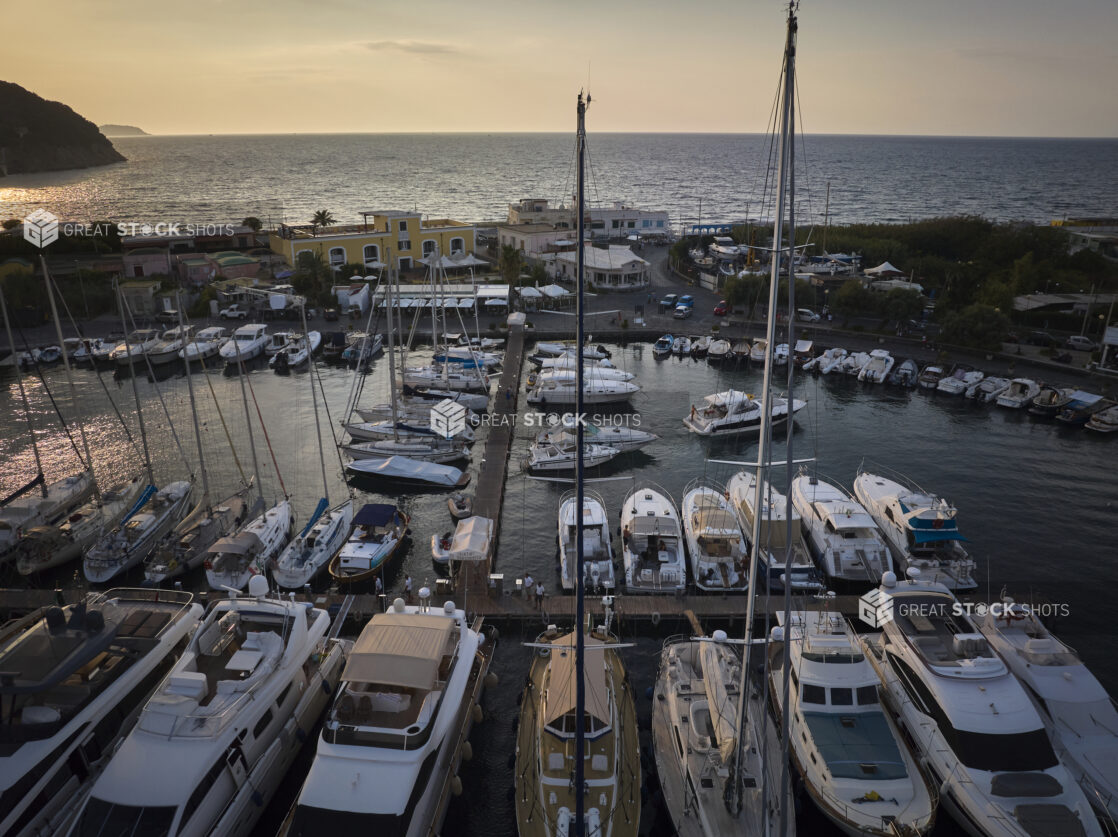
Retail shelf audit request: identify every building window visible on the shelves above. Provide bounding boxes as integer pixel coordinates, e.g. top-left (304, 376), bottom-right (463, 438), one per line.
top-left (328, 247), bottom-right (346, 269)
top-left (627, 221), bottom-right (635, 228)
top-left (642, 220), bottom-right (651, 228)
top-left (422, 240), bottom-right (437, 258)
top-left (399, 256), bottom-right (412, 271)
top-left (611, 220), bottom-right (620, 229)
top-left (656, 220), bottom-right (664, 227)
top-left (398, 239), bottom-right (411, 251)
top-left (398, 220), bottom-right (408, 233)
top-left (450, 237), bottom-right (464, 255)
top-left (363, 244), bottom-right (380, 265)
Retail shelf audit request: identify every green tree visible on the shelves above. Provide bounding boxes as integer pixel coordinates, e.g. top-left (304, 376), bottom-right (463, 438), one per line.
top-left (938, 304), bottom-right (1011, 352)
top-left (294, 249), bottom-right (333, 306)
top-left (528, 262), bottom-right (548, 286)
top-left (498, 244), bottom-right (523, 286)
top-left (831, 280), bottom-right (879, 318)
top-left (241, 216), bottom-right (262, 232)
top-left (882, 288), bottom-right (923, 323)
top-left (310, 210), bottom-right (336, 237)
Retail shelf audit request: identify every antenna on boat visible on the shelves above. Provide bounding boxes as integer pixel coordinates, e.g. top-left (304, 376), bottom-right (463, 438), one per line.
top-left (574, 88), bottom-right (589, 837)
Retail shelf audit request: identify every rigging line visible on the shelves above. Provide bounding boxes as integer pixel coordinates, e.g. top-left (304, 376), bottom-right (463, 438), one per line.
top-left (1, 289), bottom-right (47, 492)
top-left (195, 347), bottom-right (250, 487)
top-left (312, 358), bottom-right (349, 490)
top-left (50, 280), bottom-right (144, 464)
top-left (14, 326), bottom-right (87, 468)
top-left (121, 292), bottom-right (193, 477)
top-left (243, 365), bottom-right (288, 499)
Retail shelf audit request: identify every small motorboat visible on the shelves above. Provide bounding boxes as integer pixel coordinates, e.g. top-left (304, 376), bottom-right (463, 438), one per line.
top-left (858, 348), bottom-right (895, 383)
top-left (995, 377), bottom-right (1041, 408)
top-left (690, 335), bottom-right (711, 357)
top-left (1085, 402), bottom-right (1118, 433)
top-left (888, 357), bottom-right (919, 387)
top-left (448, 492), bottom-right (473, 520)
top-left (967, 375), bottom-right (1010, 402)
top-left (916, 364), bottom-right (944, 390)
top-left (328, 503), bottom-right (410, 583)
top-left (818, 347), bottom-right (847, 375)
top-left (707, 338), bottom-right (732, 363)
top-left (937, 363), bottom-right (983, 395)
top-left (653, 334), bottom-right (673, 357)
top-left (1028, 385), bottom-right (1075, 418)
top-left (430, 515), bottom-right (492, 566)
top-left (1054, 390), bottom-right (1106, 425)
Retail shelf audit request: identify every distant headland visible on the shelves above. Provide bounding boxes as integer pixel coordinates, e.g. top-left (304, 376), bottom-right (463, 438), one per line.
top-left (99, 124), bottom-right (149, 137)
top-left (0, 81), bottom-right (125, 176)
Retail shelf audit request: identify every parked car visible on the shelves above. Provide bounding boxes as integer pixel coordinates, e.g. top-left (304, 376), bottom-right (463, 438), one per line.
top-left (660, 293), bottom-right (679, 311)
top-left (673, 304), bottom-right (692, 319)
top-left (678, 294), bottom-right (694, 309)
top-left (323, 307), bottom-right (339, 321)
top-left (907, 319), bottom-right (928, 331)
top-left (155, 309), bottom-right (179, 324)
top-left (796, 308), bottom-right (820, 323)
top-left (219, 303), bottom-right (249, 320)
top-left (1065, 335), bottom-right (1096, 352)
top-left (1025, 331), bottom-right (1057, 347)
top-left (713, 300), bottom-right (729, 316)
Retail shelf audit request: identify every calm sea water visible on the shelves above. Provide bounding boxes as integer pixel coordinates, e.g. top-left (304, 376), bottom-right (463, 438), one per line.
top-left (1, 342), bottom-right (1114, 836)
top-left (2, 134), bottom-right (1117, 228)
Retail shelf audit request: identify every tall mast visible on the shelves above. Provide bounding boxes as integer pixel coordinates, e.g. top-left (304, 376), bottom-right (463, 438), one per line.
top-left (300, 301), bottom-right (330, 504)
top-left (574, 89), bottom-right (589, 837)
top-left (234, 330), bottom-right (264, 501)
top-left (384, 248), bottom-right (401, 441)
top-left (734, 4), bottom-right (798, 821)
top-left (43, 258), bottom-right (98, 501)
top-left (0, 287), bottom-right (47, 497)
top-left (116, 281), bottom-right (154, 483)
top-left (177, 297), bottom-right (210, 503)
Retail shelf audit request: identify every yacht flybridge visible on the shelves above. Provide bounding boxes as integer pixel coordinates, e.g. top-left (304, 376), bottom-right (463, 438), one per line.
top-left (620, 483), bottom-right (686, 595)
top-left (68, 577), bottom-right (343, 837)
top-left (861, 572), bottom-right (1103, 837)
top-left (0, 589), bottom-right (203, 837)
top-left (284, 598), bottom-right (488, 836)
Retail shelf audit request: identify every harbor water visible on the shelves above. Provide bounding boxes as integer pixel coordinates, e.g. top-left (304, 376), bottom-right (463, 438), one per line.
top-left (1, 339), bottom-right (1114, 835)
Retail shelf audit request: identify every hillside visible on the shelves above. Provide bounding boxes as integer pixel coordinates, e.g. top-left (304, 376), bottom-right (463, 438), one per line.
top-left (99, 124), bottom-right (149, 137)
top-left (0, 81), bottom-right (125, 176)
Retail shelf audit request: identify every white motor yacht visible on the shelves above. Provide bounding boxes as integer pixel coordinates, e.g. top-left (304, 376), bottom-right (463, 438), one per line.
top-left (557, 489), bottom-right (615, 591)
top-left (68, 578), bottom-right (344, 837)
top-left (219, 323), bottom-right (269, 364)
top-left (769, 610), bottom-right (935, 837)
top-left (109, 329), bottom-right (160, 367)
top-left (526, 439), bottom-right (620, 472)
top-left (858, 348), bottom-right (895, 383)
top-left (968, 375), bottom-right (1011, 402)
top-left (535, 422), bottom-right (658, 452)
top-left (691, 335), bottom-right (712, 357)
top-left (0, 589), bottom-right (203, 837)
top-left (790, 473), bottom-right (893, 591)
top-left (270, 330), bottom-right (322, 370)
top-left (938, 363), bottom-right (983, 395)
top-left (917, 364), bottom-right (944, 390)
top-left (538, 354), bottom-right (615, 371)
top-left (773, 342), bottom-right (790, 365)
top-left (728, 470), bottom-right (822, 593)
top-left (526, 376), bottom-right (639, 406)
top-left (204, 500), bottom-right (293, 591)
top-left (853, 468), bottom-right (977, 591)
top-left (83, 480), bottom-right (194, 583)
top-left (264, 330), bottom-right (293, 356)
top-left (179, 326), bottom-right (227, 363)
top-left (978, 597), bottom-right (1118, 821)
top-left (684, 389), bottom-right (806, 436)
top-left (861, 573), bottom-right (1103, 837)
top-left (996, 378), bottom-right (1041, 409)
top-left (328, 503), bottom-right (410, 583)
top-left (889, 358), bottom-right (920, 387)
top-left (283, 598), bottom-right (488, 836)
top-left (620, 484), bottom-right (686, 594)
top-left (272, 500), bottom-right (354, 589)
top-left (681, 480), bottom-right (747, 592)
top-left (147, 325), bottom-right (195, 365)
top-left (534, 365), bottom-right (635, 383)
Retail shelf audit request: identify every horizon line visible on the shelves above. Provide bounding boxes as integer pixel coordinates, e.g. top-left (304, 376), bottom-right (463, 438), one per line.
top-left (105, 130), bottom-right (1118, 141)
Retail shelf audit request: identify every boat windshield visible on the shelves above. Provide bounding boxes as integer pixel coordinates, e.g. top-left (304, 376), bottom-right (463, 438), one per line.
top-left (76, 797), bottom-right (176, 837)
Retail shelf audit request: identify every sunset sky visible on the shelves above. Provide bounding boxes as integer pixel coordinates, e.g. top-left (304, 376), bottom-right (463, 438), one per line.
top-left (4, 0), bottom-right (1116, 137)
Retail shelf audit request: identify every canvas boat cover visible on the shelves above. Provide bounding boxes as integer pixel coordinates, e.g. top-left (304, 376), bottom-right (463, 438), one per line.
top-left (353, 503), bottom-right (400, 528)
top-left (342, 612), bottom-right (456, 690)
top-left (544, 634), bottom-right (612, 730)
top-left (347, 456), bottom-right (464, 487)
top-left (700, 642), bottom-right (738, 763)
top-left (207, 531), bottom-right (264, 555)
top-left (444, 516), bottom-right (493, 562)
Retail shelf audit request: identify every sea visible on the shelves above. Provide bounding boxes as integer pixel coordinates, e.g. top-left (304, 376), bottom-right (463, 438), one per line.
top-left (2, 133), bottom-right (1118, 228)
top-left (2, 134), bottom-right (1117, 835)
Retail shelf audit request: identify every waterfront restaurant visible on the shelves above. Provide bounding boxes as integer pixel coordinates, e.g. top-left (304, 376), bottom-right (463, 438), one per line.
top-left (551, 245), bottom-right (651, 292)
top-left (268, 210), bottom-right (476, 274)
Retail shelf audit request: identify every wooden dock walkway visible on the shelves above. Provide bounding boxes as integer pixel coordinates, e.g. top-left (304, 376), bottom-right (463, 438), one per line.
top-left (459, 322), bottom-right (526, 594)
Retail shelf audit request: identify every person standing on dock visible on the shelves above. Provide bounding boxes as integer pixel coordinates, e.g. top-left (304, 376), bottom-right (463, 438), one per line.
top-left (523, 573), bottom-right (534, 600)
top-left (375, 574), bottom-right (383, 597)
top-left (535, 581), bottom-right (545, 609)
top-left (404, 574), bottom-right (413, 603)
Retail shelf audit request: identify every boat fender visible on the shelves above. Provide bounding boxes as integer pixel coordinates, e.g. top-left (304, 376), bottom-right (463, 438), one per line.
top-left (450, 776), bottom-right (463, 797)
top-left (650, 611), bottom-right (661, 627)
top-left (462, 741), bottom-right (473, 761)
top-left (644, 686), bottom-right (654, 700)
top-left (484, 672), bottom-right (499, 690)
top-left (296, 726), bottom-right (307, 743)
top-left (321, 678), bottom-right (333, 695)
top-left (472, 704), bottom-right (484, 724)
top-left (252, 790), bottom-right (264, 807)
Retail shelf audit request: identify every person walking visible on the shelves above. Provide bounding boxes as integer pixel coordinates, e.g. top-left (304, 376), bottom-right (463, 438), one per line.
top-left (523, 572), bottom-right (534, 600)
top-left (535, 581), bottom-right (545, 610)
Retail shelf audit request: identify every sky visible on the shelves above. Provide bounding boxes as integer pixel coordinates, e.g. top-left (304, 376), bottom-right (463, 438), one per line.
top-left (3, 0), bottom-right (1116, 137)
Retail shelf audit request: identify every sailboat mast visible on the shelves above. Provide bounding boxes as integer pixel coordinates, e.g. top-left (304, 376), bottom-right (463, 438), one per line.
top-left (734, 4), bottom-right (798, 819)
top-left (0, 287), bottom-right (47, 496)
top-left (42, 259), bottom-right (98, 501)
top-left (177, 298), bottom-right (210, 502)
top-left (234, 335), bottom-right (264, 501)
top-left (384, 249), bottom-right (401, 440)
top-left (116, 281), bottom-right (154, 483)
top-left (301, 299), bottom-right (330, 503)
top-left (574, 89), bottom-right (589, 837)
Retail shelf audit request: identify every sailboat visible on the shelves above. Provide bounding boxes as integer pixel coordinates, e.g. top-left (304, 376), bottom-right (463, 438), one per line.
top-left (0, 287), bottom-right (95, 562)
top-left (145, 302), bottom-right (262, 585)
top-left (273, 302), bottom-right (355, 589)
top-left (83, 283), bottom-right (194, 583)
top-left (515, 92), bottom-right (640, 837)
top-left (656, 8), bottom-right (809, 834)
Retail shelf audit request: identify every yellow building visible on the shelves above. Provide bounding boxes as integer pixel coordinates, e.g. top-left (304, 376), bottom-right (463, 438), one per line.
top-left (268, 210), bottom-right (475, 273)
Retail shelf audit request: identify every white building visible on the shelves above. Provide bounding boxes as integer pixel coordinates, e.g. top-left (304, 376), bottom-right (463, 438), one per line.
top-left (550, 245), bottom-right (651, 292)
top-left (506, 198), bottom-right (671, 240)
top-left (495, 223), bottom-right (576, 257)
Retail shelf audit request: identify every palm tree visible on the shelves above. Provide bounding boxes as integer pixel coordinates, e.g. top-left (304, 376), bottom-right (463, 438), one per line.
top-left (241, 216), bottom-right (262, 232)
top-left (310, 210), bottom-right (336, 237)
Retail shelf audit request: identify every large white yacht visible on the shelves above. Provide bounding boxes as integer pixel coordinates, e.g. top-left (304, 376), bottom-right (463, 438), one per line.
top-left (862, 572), bottom-right (1103, 837)
top-left (620, 484), bottom-right (686, 594)
top-left (790, 473), bottom-right (893, 591)
top-left (683, 389), bottom-right (805, 436)
top-left (769, 610), bottom-right (935, 837)
top-left (853, 468), bottom-right (977, 591)
top-left (283, 597), bottom-right (488, 835)
top-left (204, 500), bottom-right (293, 591)
top-left (728, 471), bottom-right (823, 593)
top-left (977, 598), bottom-right (1118, 821)
top-left (526, 375), bottom-right (640, 406)
top-left (0, 589), bottom-right (202, 837)
top-left (67, 577), bottom-right (343, 837)
top-left (681, 480), bottom-right (748, 592)
top-left (558, 488), bottom-right (615, 592)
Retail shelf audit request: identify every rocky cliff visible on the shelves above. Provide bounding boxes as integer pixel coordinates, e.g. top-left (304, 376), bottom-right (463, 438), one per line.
top-left (0, 81), bottom-right (126, 176)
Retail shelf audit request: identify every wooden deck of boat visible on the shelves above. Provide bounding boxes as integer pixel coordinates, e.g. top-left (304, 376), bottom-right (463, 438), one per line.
top-left (458, 322), bottom-right (526, 594)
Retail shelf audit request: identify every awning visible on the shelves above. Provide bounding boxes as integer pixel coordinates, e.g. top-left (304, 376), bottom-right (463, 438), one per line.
top-left (539, 284), bottom-right (571, 298)
top-left (518, 287), bottom-right (543, 298)
top-left (341, 612), bottom-right (455, 689)
top-left (542, 634), bottom-right (612, 730)
top-left (354, 503), bottom-right (400, 527)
